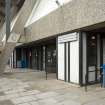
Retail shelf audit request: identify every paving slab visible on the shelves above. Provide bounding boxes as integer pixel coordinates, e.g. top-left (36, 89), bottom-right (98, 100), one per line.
top-left (0, 100), bottom-right (14, 105)
top-left (0, 70), bottom-right (105, 105)
top-left (0, 92), bottom-right (5, 96)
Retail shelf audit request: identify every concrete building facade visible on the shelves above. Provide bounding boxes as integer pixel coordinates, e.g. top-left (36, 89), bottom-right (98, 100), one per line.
top-left (8, 0), bottom-right (105, 86)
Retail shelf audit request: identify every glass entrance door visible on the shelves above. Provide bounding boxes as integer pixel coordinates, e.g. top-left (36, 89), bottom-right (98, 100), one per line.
top-left (45, 45), bottom-right (56, 73)
top-left (87, 34), bottom-right (101, 84)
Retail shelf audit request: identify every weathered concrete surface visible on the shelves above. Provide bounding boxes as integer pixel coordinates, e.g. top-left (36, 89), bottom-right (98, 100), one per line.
top-left (0, 68), bottom-right (105, 105)
top-left (0, 43), bottom-right (17, 73)
top-left (0, 0), bottom-right (36, 73)
top-left (11, 0), bottom-right (36, 34)
top-left (25, 0), bottom-right (105, 42)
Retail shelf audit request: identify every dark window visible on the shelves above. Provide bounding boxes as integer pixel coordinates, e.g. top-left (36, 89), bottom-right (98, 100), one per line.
top-left (87, 35), bottom-right (97, 66)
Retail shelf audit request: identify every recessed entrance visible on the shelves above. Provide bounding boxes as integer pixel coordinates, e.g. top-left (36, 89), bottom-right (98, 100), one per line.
top-left (87, 33), bottom-right (101, 84)
top-left (45, 45), bottom-right (56, 73)
top-left (12, 37), bottom-right (57, 79)
top-left (85, 31), bottom-right (105, 85)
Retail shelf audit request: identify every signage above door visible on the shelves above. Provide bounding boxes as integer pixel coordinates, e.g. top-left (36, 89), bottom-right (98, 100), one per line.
top-left (58, 32), bottom-right (78, 43)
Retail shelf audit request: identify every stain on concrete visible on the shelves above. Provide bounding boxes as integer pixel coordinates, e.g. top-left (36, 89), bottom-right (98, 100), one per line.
top-left (0, 100), bottom-right (14, 105)
top-left (0, 92), bottom-right (5, 96)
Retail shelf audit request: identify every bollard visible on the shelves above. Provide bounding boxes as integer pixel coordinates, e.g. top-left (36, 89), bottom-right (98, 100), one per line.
top-left (103, 64), bottom-right (105, 87)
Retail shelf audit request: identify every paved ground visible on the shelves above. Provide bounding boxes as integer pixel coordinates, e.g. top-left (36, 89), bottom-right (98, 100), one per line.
top-left (0, 68), bottom-right (105, 105)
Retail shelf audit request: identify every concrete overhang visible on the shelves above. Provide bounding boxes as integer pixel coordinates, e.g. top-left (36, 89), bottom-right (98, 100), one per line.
top-left (25, 0), bottom-right (105, 43)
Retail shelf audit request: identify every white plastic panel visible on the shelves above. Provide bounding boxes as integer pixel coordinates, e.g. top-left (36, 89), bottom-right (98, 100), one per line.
top-left (58, 32), bottom-right (77, 43)
top-left (66, 43), bottom-right (68, 81)
top-left (58, 43), bottom-right (64, 80)
top-left (88, 66), bottom-right (95, 82)
top-left (70, 41), bottom-right (79, 83)
top-left (88, 72), bottom-right (95, 82)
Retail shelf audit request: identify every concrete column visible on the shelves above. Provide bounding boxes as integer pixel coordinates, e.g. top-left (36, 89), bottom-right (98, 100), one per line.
top-left (5, 0), bottom-right (11, 41)
top-left (103, 38), bottom-right (105, 64)
top-left (43, 46), bottom-right (46, 71)
top-left (82, 32), bottom-right (87, 84)
top-left (13, 49), bottom-right (16, 68)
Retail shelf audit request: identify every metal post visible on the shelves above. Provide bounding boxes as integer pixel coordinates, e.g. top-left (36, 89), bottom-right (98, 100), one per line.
top-left (44, 46), bottom-right (47, 80)
top-left (103, 65), bottom-right (105, 87)
top-left (46, 69), bottom-right (47, 80)
top-left (85, 74), bottom-right (88, 92)
top-left (5, 0), bottom-right (11, 41)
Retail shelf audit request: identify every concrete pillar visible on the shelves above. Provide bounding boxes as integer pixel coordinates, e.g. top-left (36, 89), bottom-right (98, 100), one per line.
top-left (5, 0), bottom-right (11, 41)
top-left (82, 32), bottom-right (87, 84)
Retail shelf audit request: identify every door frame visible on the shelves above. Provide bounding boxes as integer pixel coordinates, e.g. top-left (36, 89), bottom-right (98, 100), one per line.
top-left (86, 33), bottom-right (102, 84)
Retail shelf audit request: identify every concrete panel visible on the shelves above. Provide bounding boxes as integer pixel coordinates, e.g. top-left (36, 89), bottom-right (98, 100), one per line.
top-left (11, 0), bottom-right (36, 34)
top-left (25, 0), bottom-right (105, 42)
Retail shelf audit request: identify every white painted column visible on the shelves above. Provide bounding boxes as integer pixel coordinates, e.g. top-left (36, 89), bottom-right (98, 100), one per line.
top-left (70, 41), bottom-right (79, 83)
top-left (82, 32), bottom-right (87, 84)
top-left (58, 43), bottom-right (65, 80)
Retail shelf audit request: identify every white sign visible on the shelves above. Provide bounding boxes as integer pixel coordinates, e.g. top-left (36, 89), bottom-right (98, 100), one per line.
top-left (58, 32), bottom-right (78, 43)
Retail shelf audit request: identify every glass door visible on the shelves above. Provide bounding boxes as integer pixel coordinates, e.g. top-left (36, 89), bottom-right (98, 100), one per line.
top-left (45, 45), bottom-right (56, 73)
top-left (87, 34), bottom-right (101, 84)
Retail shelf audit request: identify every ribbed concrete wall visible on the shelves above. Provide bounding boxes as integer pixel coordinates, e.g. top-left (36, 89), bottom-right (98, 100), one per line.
top-left (25, 0), bottom-right (105, 42)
